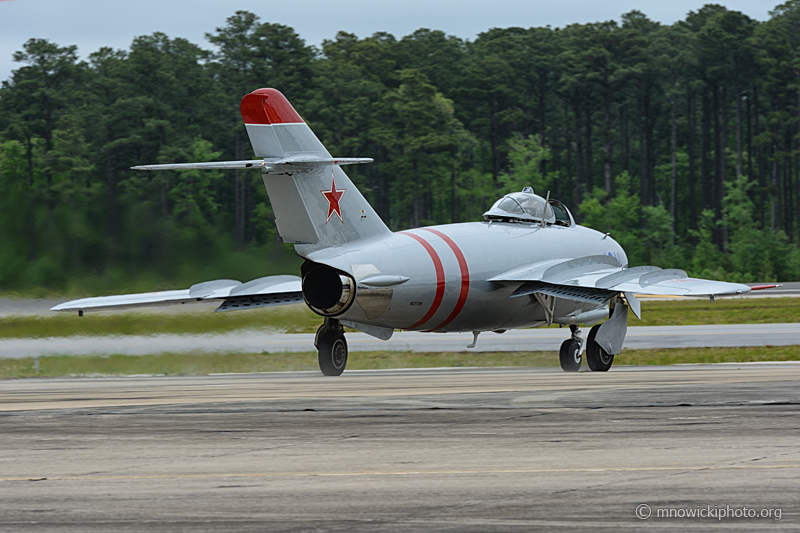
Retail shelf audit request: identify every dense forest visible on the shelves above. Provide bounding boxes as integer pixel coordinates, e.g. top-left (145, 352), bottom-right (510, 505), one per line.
top-left (2, 3), bottom-right (800, 293)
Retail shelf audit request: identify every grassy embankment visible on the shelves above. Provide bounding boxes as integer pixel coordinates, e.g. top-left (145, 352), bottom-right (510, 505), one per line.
top-left (1, 297), bottom-right (798, 378)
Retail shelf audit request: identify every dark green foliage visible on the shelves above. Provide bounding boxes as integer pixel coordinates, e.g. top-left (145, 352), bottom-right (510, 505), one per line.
top-left (2, 5), bottom-right (800, 293)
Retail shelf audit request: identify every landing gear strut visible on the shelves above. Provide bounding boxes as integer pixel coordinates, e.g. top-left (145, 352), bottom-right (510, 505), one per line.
top-left (315, 318), bottom-right (348, 376)
top-left (586, 324), bottom-right (613, 371)
top-left (559, 324), bottom-right (583, 372)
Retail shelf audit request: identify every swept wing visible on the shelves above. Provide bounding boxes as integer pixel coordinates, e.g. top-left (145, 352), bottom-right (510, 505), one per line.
top-left (489, 255), bottom-right (750, 297)
top-left (489, 255), bottom-right (750, 320)
top-left (51, 275), bottom-right (302, 314)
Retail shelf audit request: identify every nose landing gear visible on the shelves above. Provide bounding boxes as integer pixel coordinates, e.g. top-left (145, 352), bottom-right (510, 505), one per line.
top-left (315, 318), bottom-right (348, 376)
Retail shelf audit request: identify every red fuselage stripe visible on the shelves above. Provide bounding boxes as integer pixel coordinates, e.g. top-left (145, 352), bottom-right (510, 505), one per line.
top-left (401, 232), bottom-right (445, 330)
top-left (422, 228), bottom-right (470, 331)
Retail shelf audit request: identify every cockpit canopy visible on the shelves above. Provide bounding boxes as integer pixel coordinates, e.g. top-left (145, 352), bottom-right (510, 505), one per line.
top-left (483, 189), bottom-right (572, 226)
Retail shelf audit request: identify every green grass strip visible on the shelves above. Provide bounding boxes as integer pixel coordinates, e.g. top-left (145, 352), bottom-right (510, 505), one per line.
top-left (636, 297), bottom-right (800, 326)
top-left (614, 345), bottom-right (800, 366)
top-left (3, 345), bottom-right (799, 379)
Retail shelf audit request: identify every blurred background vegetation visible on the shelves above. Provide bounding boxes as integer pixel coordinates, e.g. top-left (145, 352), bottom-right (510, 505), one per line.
top-left (2, 3), bottom-right (800, 295)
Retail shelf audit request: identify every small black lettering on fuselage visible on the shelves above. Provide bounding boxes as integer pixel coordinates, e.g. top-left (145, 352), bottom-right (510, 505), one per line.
top-left (409, 301), bottom-right (423, 306)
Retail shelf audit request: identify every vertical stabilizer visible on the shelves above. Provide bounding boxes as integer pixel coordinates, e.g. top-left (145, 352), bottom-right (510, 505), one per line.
top-left (240, 89), bottom-right (390, 251)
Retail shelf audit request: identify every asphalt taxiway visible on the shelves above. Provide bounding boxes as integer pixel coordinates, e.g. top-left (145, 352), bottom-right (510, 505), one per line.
top-left (2, 364), bottom-right (799, 531)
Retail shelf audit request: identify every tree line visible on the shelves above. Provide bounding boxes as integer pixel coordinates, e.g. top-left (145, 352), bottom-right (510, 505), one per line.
top-left (1, 3), bottom-right (800, 293)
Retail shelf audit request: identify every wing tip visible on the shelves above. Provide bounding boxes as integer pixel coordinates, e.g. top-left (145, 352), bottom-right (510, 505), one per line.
top-left (50, 302), bottom-right (77, 312)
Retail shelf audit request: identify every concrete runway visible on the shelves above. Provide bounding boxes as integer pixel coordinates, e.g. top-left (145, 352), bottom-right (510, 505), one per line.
top-left (2, 364), bottom-right (799, 531)
top-left (3, 323), bottom-right (799, 358)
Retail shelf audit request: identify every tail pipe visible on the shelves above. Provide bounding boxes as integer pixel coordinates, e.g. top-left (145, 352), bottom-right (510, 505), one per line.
top-left (302, 262), bottom-right (356, 316)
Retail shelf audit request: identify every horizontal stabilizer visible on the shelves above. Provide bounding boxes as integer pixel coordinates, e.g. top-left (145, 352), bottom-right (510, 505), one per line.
top-left (131, 157), bottom-right (372, 172)
top-left (269, 156), bottom-right (373, 166)
top-left (51, 275), bottom-right (302, 314)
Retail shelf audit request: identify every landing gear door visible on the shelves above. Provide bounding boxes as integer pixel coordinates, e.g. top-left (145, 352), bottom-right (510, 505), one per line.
top-left (595, 303), bottom-right (628, 355)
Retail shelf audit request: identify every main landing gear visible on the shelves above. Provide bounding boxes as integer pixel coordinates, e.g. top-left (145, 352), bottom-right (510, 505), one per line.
top-left (559, 324), bottom-right (614, 372)
top-left (559, 325), bottom-right (583, 372)
top-left (316, 318), bottom-right (348, 376)
top-left (586, 324), bottom-right (613, 372)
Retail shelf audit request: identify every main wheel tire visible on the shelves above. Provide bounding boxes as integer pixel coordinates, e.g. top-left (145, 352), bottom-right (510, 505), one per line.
top-left (586, 324), bottom-right (614, 372)
top-left (559, 339), bottom-right (582, 372)
top-left (318, 329), bottom-right (348, 376)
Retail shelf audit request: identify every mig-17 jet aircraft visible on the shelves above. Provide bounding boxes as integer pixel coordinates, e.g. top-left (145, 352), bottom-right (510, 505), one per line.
top-left (53, 88), bottom-right (754, 375)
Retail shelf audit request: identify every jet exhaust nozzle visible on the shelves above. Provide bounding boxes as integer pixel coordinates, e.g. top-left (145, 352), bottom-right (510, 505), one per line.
top-left (302, 264), bottom-right (356, 316)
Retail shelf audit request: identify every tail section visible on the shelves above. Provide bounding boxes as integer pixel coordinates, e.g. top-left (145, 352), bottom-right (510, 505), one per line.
top-left (240, 89), bottom-right (390, 250)
top-left (240, 88), bottom-right (325, 159)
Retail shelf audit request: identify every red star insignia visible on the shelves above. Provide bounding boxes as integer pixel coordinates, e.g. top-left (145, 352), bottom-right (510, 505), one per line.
top-left (321, 170), bottom-right (345, 224)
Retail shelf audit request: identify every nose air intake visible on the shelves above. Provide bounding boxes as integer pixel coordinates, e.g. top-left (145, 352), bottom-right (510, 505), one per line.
top-left (302, 263), bottom-right (356, 316)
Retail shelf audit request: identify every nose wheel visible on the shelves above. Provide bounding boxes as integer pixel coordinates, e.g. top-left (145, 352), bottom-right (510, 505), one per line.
top-left (316, 320), bottom-right (348, 376)
top-left (559, 325), bottom-right (583, 372)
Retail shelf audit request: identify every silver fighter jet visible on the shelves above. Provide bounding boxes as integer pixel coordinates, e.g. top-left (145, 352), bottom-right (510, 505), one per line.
top-left (53, 88), bottom-right (753, 374)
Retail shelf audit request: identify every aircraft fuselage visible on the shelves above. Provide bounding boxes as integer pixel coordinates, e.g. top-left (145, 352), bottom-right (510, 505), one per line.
top-left (302, 221), bottom-right (628, 333)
